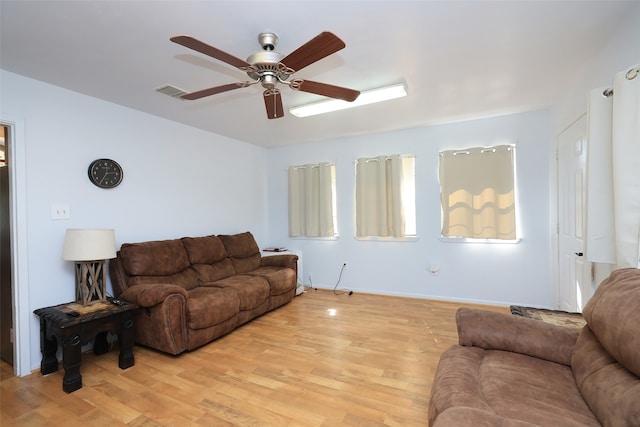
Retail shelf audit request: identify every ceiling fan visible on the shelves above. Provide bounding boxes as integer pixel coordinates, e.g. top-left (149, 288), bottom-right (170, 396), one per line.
top-left (170, 31), bottom-right (361, 119)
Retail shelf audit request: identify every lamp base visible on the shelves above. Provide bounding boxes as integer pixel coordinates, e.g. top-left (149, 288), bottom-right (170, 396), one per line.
top-left (75, 260), bottom-right (107, 305)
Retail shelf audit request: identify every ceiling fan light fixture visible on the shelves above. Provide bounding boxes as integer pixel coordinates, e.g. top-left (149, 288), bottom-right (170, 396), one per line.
top-left (289, 83), bottom-right (407, 118)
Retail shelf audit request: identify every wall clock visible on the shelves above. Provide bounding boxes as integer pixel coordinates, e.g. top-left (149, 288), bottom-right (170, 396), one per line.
top-left (88, 158), bottom-right (123, 189)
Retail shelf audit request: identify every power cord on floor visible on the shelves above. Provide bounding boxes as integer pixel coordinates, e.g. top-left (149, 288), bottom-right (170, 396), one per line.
top-left (308, 276), bottom-right (317, 291)
top-left (333, 263), bottom-right (353, 296)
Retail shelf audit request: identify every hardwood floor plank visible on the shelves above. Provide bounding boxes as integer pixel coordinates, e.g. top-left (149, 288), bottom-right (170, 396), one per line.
top-left (79, 386), bottom-right (142, 423)
top-left (1, 291), bottom-right (506, 426)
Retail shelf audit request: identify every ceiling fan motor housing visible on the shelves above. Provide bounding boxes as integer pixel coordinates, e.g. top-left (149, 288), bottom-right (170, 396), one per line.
top-left (245, 50), bottom-right (289, 88)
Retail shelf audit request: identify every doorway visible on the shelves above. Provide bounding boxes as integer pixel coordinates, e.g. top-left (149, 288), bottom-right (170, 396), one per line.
top-left (557, 114), bottom-right (592, 312)
top-left (1, 124), bottom-right (13, 366)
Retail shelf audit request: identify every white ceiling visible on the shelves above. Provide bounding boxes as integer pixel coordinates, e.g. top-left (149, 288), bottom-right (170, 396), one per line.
top-left (1, 1), bottom-right (636, 147)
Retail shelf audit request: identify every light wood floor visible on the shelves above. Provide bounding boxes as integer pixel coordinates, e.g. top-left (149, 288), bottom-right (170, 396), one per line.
top-left (1, 290), bottom-right (505, 426)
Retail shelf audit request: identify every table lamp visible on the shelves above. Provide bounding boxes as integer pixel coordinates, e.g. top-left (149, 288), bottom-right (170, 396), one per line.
top-left (62, 229), bottom-right (116, 305)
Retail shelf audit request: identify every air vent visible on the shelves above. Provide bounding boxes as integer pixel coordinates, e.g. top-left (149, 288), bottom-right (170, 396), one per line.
top-left (155, 84), bottom-right (187, 99)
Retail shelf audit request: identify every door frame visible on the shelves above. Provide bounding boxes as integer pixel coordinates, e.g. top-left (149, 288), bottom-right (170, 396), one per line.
top-left (2, 117), bottom-right (31, 376)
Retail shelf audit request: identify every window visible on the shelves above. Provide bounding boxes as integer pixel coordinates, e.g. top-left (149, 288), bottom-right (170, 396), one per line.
top-left (288, 163), bottom-right (336, 237)
top-left (439, 145), bottom-right (516, 240)
top-left (355, 154), bottom-right (416, 238)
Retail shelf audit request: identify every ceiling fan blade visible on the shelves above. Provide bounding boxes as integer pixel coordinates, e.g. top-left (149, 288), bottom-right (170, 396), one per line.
top-left (296, 80), bottom-right (360, 102)
top-left (281, 32), bottom-right (345, 72)
top-left (181, 83), bottom-right (245, 100)
top-left (263, 89), bottom-right (284, 119)
top-left (170, 35), bottom-right (251, 70)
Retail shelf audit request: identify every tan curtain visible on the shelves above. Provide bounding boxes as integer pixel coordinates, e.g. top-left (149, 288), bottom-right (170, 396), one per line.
top-left (439, 145), bottom-right (516, 240)
top-left (586, 64), bottom-right (640, 268)
top-left (288, 163), bottom-right (335, 237)
top-left (356, 154), bottom-right (413, 238)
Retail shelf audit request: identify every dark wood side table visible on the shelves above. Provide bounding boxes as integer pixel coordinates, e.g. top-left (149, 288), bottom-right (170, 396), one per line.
top-left (33, 300), bottom-right (138, 393)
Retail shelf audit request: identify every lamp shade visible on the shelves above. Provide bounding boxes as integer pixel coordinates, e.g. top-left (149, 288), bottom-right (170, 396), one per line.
top-left (62, 229), bottom-right (116, 261)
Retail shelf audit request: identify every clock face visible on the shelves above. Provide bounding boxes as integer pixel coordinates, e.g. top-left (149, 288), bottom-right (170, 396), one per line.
top-left (88, 159), bottom-right (123, 189)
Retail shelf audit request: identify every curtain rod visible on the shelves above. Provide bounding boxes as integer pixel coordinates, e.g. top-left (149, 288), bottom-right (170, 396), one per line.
top-left (290, 163), bottom-right (334, 170)
top-left (439, 144), bottom-right (514, 157)
top-left (603, 65), bottom-right (639, 97)
top-left (355, 154), bottom-right (414, 164)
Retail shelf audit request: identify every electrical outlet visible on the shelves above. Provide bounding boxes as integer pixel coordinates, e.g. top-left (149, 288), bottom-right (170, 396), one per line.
top-left (427, 262), bottom-right (440, 276)
top-left (51, 204), bottom-right (70, 220)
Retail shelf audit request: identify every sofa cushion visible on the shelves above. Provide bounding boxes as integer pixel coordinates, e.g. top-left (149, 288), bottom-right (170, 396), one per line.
top-left (429, 345), bottom-right (600, 427)
top-left (127, 268), bottom-right (200, 291)
top-left (120, 239), bottom-right (190, 277)
top-left (182, 235), bottom-right (236, 282)
top-left (230, 255), bottom-right (261, 274)
top-left (247, 266), bottom-right (296, 296)
top-left (181, 235), bottom-right (228, 265)
top-left (581, 268), bottom-right (640, 377)
top-left (219, 231), bottom-right (260, 258)
top-left (219, 231), bottom-right (261, 273)
top-left (432, 407), bottom-right (539, 426)
top-left (571, 326), bottom-right (640, 426)
top-left (191, 260), bottom-right (235, 283)
top-left (208, 275), bottom-right (270, 311)
top-left (186, 287), bottom-right (239, 330)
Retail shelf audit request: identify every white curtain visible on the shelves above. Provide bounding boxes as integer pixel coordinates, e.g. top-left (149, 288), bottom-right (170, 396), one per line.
top-left (355, 154), bottom-right (410, 238)
top-left (439, 145), bottom-right (516, 240)
top-left (586, 64), bottom-right (640, 268)
top-left (288, 163), bottom-right (335, 237)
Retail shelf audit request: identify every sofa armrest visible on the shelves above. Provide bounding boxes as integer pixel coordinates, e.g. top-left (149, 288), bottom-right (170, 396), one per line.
top-left (119, 283), bottom-right (188, 307)
top-left (456, 308), bottom-right (579, 366)
top-left (260, 254), bottom-right (298, 270)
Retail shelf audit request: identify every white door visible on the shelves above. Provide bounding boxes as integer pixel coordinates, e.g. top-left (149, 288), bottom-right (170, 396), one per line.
top-left (557, 115), bottom-right (591, 312)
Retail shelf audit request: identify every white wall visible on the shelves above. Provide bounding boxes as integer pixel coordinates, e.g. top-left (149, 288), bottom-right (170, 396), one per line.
top-left (552, 5), bottom-right (640, 132)
top-left (267, 110), bottom-right (553, 307)
top-left (1, 70), bottom-right (269, 372)
top-left (550, 5), bottom-right (640, 291)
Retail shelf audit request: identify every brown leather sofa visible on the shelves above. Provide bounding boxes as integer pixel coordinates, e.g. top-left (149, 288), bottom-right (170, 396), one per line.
top-left (429, 268), bottom-right (640, 426)
top-left (109, 231), bottom-right (298, 355)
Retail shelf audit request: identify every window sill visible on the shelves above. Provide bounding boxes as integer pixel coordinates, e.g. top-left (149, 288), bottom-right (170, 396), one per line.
top-left (289, 235), bottom-right (339, 241)
top-left (439, 236), bottom-right (521, 244)
top-left (355, 236), bottom-right (418, 242)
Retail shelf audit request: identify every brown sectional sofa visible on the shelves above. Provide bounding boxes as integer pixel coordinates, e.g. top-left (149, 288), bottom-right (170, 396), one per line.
top-left (429, 268), bottom-right (640, 427)
top-left (109, 231), bottom-right (298, 355)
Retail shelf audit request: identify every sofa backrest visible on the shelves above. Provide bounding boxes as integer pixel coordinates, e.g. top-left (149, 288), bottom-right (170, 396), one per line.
top-left (118, 239), bottom-right (199, 291)
top-left (582, 268), bottom-right (640, 376)
top-left (219, 231), bottom-right (261, 274)
top-left (181, 235), bottom-right (235, 283)
top-left (111, 232), bottom-right (265, 294)
top-left (571, 268), bottom-right (640, 426)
